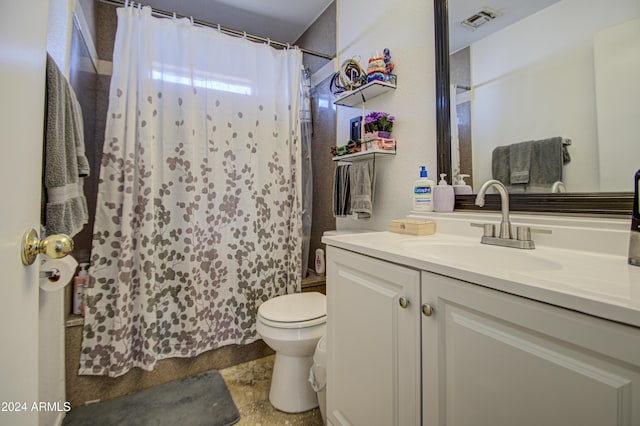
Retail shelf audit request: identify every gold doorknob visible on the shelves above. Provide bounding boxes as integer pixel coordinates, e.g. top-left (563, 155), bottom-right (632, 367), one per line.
top-left (21, 228), bottom-right (74, 266)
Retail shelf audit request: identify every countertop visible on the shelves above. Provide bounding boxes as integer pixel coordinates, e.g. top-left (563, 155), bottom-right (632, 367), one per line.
top-left (322, 227), bottom-right (640, 329)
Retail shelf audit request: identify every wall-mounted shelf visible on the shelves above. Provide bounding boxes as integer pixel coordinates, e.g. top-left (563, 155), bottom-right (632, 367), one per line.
top-left (332, 148), bottom-right (396, 162)
top-left (334, 79), bottom-right (397, 107)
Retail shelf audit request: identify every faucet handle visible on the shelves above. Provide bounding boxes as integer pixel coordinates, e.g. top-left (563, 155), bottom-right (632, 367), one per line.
top-left (471, 222), bottom-right (496, 238)
top-left (516, 226), bottom-right (552, 241)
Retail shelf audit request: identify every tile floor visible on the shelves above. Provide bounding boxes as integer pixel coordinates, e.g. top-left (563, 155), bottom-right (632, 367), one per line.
top-left (220, 355), bottom-right (324, 426)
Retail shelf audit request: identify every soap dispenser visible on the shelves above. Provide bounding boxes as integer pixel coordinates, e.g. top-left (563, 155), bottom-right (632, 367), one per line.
top-left (434, 174), bottom-right (455, 212)
top-left (453, 174), bottom-right (472, 195)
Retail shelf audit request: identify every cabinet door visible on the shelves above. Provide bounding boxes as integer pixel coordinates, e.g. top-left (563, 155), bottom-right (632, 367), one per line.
top-left (327, 247), bottom-right (421, 426)
top-left (422, 271), bottom-right (640, 426)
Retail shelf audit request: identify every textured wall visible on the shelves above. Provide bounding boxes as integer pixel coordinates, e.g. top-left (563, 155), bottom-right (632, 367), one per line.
top-left (295, 2), bottom-right (337, 275)
top-left (295, 2), bottom-right (336, 75)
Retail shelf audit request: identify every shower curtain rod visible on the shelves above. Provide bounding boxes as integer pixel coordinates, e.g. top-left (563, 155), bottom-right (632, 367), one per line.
top-left (98, 0), bottom-right (335, 60)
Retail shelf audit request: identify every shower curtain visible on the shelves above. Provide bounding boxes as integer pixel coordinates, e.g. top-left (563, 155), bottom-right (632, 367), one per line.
top-left (80, 5), bottom-right (303, 377)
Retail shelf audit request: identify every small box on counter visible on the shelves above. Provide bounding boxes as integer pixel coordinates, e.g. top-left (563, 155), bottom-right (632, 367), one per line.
top-left (390, 219), bottom-right (436, 236)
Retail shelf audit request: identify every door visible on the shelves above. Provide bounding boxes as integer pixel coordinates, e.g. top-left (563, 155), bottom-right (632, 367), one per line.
top-left (422, 271), bottom-right (640, 426)
top-left (0, 1), bottom-right (50, 425)
top-left (327, 247), bottom-right (421, 426)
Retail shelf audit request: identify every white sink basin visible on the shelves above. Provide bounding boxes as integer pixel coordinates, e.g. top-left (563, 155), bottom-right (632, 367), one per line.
top-left (400, 240), bottom-right (562, 272)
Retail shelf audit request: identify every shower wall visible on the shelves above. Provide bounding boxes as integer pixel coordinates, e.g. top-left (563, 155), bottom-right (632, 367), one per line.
top-left (65, 0), bottom-right (335, 407)
top-left (295, 2), bottom-right (337, 277)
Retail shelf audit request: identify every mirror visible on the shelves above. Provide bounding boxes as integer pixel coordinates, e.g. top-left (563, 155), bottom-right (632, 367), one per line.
top-left (435, 0), bottom-right (635, 214)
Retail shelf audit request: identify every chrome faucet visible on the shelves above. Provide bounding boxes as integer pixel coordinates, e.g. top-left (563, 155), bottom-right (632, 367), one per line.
top-left (475, 179), bottom-right (512, 239)
top-left (473, 179), bottom-right (550, 249)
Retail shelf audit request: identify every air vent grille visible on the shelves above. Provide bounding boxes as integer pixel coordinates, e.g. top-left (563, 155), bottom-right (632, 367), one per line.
top-left (460, 8), bottom-right (499, 30)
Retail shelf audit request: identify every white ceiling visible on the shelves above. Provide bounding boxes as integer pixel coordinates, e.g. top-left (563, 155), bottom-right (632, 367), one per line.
top-left (449, 0), bottom-right (560, 53)
top-left (140, 0), bottom-right (334, 44)
top-left (128, 0), bottom-right (558, 53)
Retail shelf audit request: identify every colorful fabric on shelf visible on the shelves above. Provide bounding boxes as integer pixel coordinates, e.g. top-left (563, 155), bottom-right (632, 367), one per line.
top-left (367, 56), bottom-right (386, 82)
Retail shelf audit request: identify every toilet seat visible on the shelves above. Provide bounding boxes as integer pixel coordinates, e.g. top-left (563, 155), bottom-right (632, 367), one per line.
top-left (258, 315), bottom-right (326, 329)
top-left (258, 292), bottom-right (326, 329)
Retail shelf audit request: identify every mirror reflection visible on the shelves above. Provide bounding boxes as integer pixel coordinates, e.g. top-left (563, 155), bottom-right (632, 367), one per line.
top-left (448, 0), bottom-right (640, 194)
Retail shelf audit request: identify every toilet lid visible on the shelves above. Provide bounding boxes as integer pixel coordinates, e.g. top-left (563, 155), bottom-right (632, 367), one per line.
top-left (258, 292), bottom-right (326, 323)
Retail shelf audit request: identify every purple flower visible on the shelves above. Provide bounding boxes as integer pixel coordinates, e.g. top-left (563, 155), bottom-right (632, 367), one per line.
top-left (364, 111), bottom-right (394, 132)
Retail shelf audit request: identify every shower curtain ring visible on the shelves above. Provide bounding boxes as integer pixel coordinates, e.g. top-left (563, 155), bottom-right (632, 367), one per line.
top-left (243, 31), bottom-right (247, 39)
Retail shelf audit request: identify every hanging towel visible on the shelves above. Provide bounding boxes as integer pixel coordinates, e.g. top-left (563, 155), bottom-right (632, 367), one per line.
top-left (44, 53), bottom-right (89, 237)
top-left (509, 141), bottom-right (532, 185)
top-left (333, 163), bottom-right (351, 217)
top-left (528, 137), bottom-right (564, 190)
top-left (491, 145), bottom-right (510, 183)
top-left (349, 159), bottom-right (375, 220)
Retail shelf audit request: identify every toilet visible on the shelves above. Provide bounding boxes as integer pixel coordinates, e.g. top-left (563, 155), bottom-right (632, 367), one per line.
top-left (257, 291), bottom-right (326, 413)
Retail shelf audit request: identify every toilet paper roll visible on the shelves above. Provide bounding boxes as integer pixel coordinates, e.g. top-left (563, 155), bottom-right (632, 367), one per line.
top-left (39, 256), bottom-right (78, 292)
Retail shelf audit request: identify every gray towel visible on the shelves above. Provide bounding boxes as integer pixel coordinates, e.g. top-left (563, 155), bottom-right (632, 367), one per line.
top-left (349, 159), bottom-right (375, 220)
top-left (492, 145), bottom-right (510, 183)
top-left (45, 54), bottom-right (89, 237)
top-left (509, 141), bottom-right (532, 185)
top-left (333, 163), bottom-right (351, 217)
top-left (528, 137), bottom-right (563, 188)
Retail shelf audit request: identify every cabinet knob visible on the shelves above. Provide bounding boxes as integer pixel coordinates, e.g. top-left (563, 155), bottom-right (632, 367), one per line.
top-left (422, 303), bottom-right (433, 317)
top-left (399, 297), bottom-right (410, 309)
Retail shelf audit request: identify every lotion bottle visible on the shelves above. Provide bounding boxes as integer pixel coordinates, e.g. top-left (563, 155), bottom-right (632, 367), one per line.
top-left (73, 263), bottom-right (89, 315)
top-left (315, 248), bottom-right (325, 276)
top-left (434, 174), bottom-right (455, 212)
top-left (413, 166), bottom-right (435, 212)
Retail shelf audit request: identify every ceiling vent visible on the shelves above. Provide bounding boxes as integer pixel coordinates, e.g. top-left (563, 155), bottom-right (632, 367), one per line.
top-left (460, 7), bottom-right (499, 30)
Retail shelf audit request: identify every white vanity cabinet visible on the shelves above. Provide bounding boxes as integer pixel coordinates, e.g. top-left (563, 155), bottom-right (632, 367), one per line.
top-left (326, 246), bottom-right (421, 426)
top-left (421, 271), bottom-right (640, 426)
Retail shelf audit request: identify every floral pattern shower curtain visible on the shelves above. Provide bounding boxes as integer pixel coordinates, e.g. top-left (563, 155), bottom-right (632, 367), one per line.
top-left (80, 6), bottom-right (302, 377)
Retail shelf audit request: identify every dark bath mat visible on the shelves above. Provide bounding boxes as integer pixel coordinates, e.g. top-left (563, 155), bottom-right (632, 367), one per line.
top-left (63, 370), bottom-right (240, 426)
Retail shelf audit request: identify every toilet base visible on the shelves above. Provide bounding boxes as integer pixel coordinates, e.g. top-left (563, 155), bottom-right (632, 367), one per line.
top-left (269, 353), bottom-right (319, 413)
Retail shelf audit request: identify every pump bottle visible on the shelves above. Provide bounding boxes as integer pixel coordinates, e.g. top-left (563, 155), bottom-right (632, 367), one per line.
top-left (413, 166), bottom-right (435, 212)
top-left (73, 263), bottom-right (89, 315)
top-left (453, 174), bottom-right (472, 195)
top-left (434, 173), bottom-right (455, 212)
